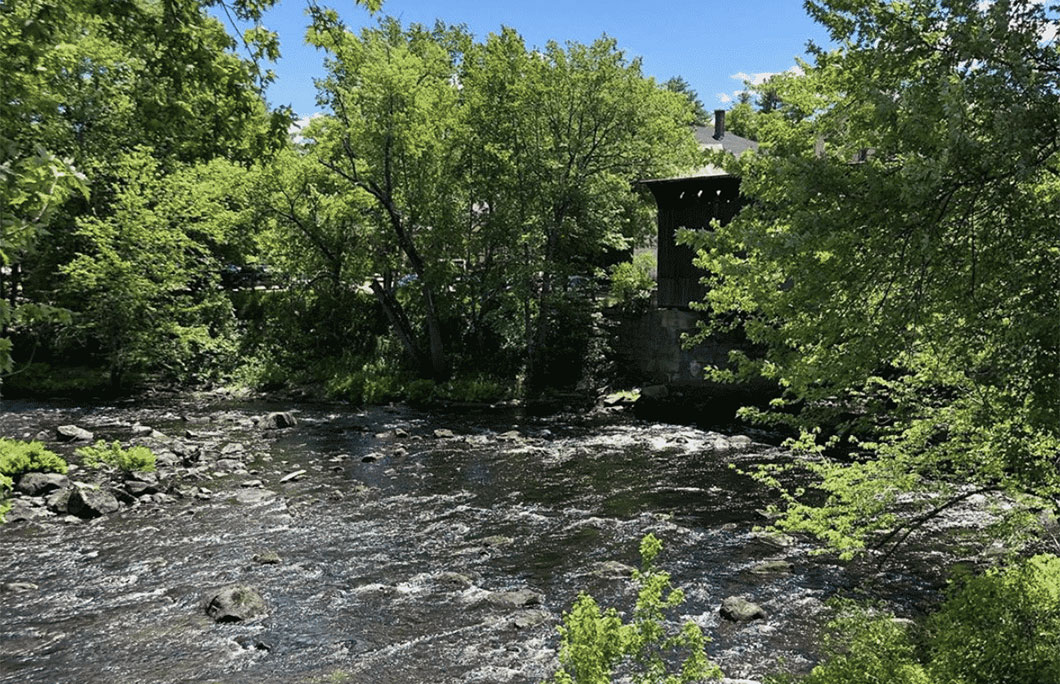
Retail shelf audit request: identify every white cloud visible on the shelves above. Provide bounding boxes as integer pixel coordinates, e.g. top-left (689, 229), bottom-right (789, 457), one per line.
top-left (715, 89), bottom-right (749, 105)
top-left (730, 65), bottom-right (804, 87)
top-left (289, 112), bottom-right (324, 144)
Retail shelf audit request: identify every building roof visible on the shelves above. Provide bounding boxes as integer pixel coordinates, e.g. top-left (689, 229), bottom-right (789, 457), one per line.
top-left (641, 111), bottom-right (758, 184)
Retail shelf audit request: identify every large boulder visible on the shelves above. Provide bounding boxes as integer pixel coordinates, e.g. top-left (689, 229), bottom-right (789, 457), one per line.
top-left (56, 425), bottom-right (93, 442)
top-left (486, 588), bottom-right (544, 609)
top-left (3, 499), bottom-right (50, 523)
top-left (720, 596), bottom-right (766, 622)
top-left (261, 412), bottom-right (296, 430)
top-left (67, 487), bottom-right (120, 519)
top-left (204, 584), bottom-right (268, 623)
top-left (640, 384), bottom-right (670, 401)
top-left (16, 473), bottom-right (70, 497)
top-left (45, 487), bottom-right (73, 513)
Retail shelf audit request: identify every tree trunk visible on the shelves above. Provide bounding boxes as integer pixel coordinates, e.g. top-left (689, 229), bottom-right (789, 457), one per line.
top-left (369, 279), bottom-right (430, 376)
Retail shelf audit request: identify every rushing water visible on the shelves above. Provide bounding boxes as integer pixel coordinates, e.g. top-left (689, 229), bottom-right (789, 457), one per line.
top-left (0, 396), bottom-right (957, 684)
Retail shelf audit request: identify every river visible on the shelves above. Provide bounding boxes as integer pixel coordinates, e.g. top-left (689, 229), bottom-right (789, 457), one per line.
top-left (0, 396), bottom-right (958, 683)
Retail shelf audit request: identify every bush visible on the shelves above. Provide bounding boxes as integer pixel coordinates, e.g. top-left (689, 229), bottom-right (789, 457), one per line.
top-left (770, 554), bottom-right (1060, 684)
top-left (768, 600), bottom-right (929, 684)
top-left (927, 554), bottom-right (1060, 684)
top-left (547, 534), bottom-right (722, 684)
top-left (436, 375), bottom-right (509, 403)
top-left (77, 440), bottom-right (156, 473)
top-left (609, 252), bottom-right (656, 311)
top-left (0, 438), bottom-right (68, 477)
top-left (0, 438), bottom-right (67, 524)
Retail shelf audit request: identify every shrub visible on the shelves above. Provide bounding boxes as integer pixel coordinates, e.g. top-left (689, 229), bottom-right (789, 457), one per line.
top-left (768, 600), bottom-right (929, 684)
top-left (0, 438), bottom-right (66, 524)
top-left (927, 554), bottom-right (1060, 684)
top-left (769, 554), bottom-right (1060, 684)
top-left (547, 534), bottom-right (722, 684)
top-left (609, 253), bottom-right (656, 311)
top-left (0, 438), bottom-right (68, 477)
top-left (77, 440), bottom-right (156, 473)
top-left (436, 375), bottom-right (508, 403)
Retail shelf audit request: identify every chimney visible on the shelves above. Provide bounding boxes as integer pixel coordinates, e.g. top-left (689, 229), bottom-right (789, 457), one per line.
top-left (713, 109), bottom-right (726, 140)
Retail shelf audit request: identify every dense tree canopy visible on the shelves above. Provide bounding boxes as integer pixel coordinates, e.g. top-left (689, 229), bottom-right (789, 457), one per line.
top-left (263, 14), bottom-right (699, 384)
top-left (688, 0), bottom-right (1060, 558)
top-left (0, 0), bottom-right (286, 386)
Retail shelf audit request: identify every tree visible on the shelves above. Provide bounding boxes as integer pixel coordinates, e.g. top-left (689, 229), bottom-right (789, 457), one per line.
top-left (304, 14), bottom-right (469, 379)
top-left (664, 76), bottom-right (710, 125)
top-left (463, 31), bottom-right (699, 387)
top-left (290, 15), bottom-right (698, 384)
top-left (61, 151), bottom-right (249, 387)
top-left (0, 0), bottom-right (288, 388)
top-left (687, 0), bottom-right (1060, 559)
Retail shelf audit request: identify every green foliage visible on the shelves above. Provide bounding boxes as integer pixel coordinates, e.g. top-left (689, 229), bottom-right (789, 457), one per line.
top-left (772, 555), bottom-right (1060, 684)
top-left (2, 0), bottom-right (285, 389)
top-left (0, 438), bottom-right (68, 477)
top-left (77, 440), bottom-right (156, 473)
top-left (610, 253), bottom-right (657, 311)
top-left (664, 76), bottom-right (709, 125)
top-left (927, 554), bottom-right (1060, 684)
top-left (0, 473), bottom-right (11, 523)
top-left (770, 600), bottom-right (929, 684)
top-left (268, 16), bottom-right (697, 385)
top-left (547, 534), bottom-right (722, 684)
top-left (60, 151), bottom-right (246, 387)
top-left (686, 0), bottom-right (1060, 558)
top-left (1, 363), bottom-right (114, 398)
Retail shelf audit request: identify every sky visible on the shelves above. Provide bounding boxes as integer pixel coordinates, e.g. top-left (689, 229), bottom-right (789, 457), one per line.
top-left (225, 0), bottom-right (833, 120)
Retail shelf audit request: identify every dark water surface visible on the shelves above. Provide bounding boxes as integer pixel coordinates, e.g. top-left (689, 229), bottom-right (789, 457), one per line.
top-left (0, 397), bottom-right (949, 683)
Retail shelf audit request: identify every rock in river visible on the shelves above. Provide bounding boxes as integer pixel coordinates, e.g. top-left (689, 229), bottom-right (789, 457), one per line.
top-left (16, 472), bottom-right (70, 497)
top-left (204, 584), bottom-right (268, 623)
top-left (486, 588), bottom-right (544, 609)
top-left (261, 412), bottom-right (297, 429)
top-left (720, 596), bottom-right (766, 622)
top-left (67, 487), bottom-right (120, 519)
top-left (749, 560), bottom-right (793, 576)
top-left (56, 425), bottom-right (93, 442)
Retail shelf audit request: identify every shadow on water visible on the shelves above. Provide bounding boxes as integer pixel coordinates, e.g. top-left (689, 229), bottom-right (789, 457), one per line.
top-left (0, 397), bottom-right (955, 683)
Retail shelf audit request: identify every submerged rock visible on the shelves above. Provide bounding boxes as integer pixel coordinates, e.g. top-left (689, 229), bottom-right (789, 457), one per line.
top-left (203, 584), bottom-right (268, 623)
top-left (751, 530), bottom-right (795, 549)
top-left (67, 487), bottom-right (120, 518)
top-left (729, 435), bottom-right (753, 450)
top-left (1, 581), bottom-right (39, 593)
top-left (749, 560), bottom-right (793, 576)
top-left (590, 560), bottom-right (636, 580)
top-left (252, 550), bottom-right (282, 565)
top-left (16, 472), bottom-right (70, 497)
top-left (510, 608), bottom-right (552, 630)
top-left (261, 412), bottom-right (297, 430)
top-left (433, 428), bottom-right (456, 439)
top-left (720, 596), bottom-right (766, 622)
top-left (56, 425), bottom-right (93, 442)
top-left (232, 489), bottom-right (277, 505)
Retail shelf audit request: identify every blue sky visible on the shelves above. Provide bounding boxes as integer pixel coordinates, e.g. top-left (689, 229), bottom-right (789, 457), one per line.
top-left (228, 0), bottom-right (832, 119)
